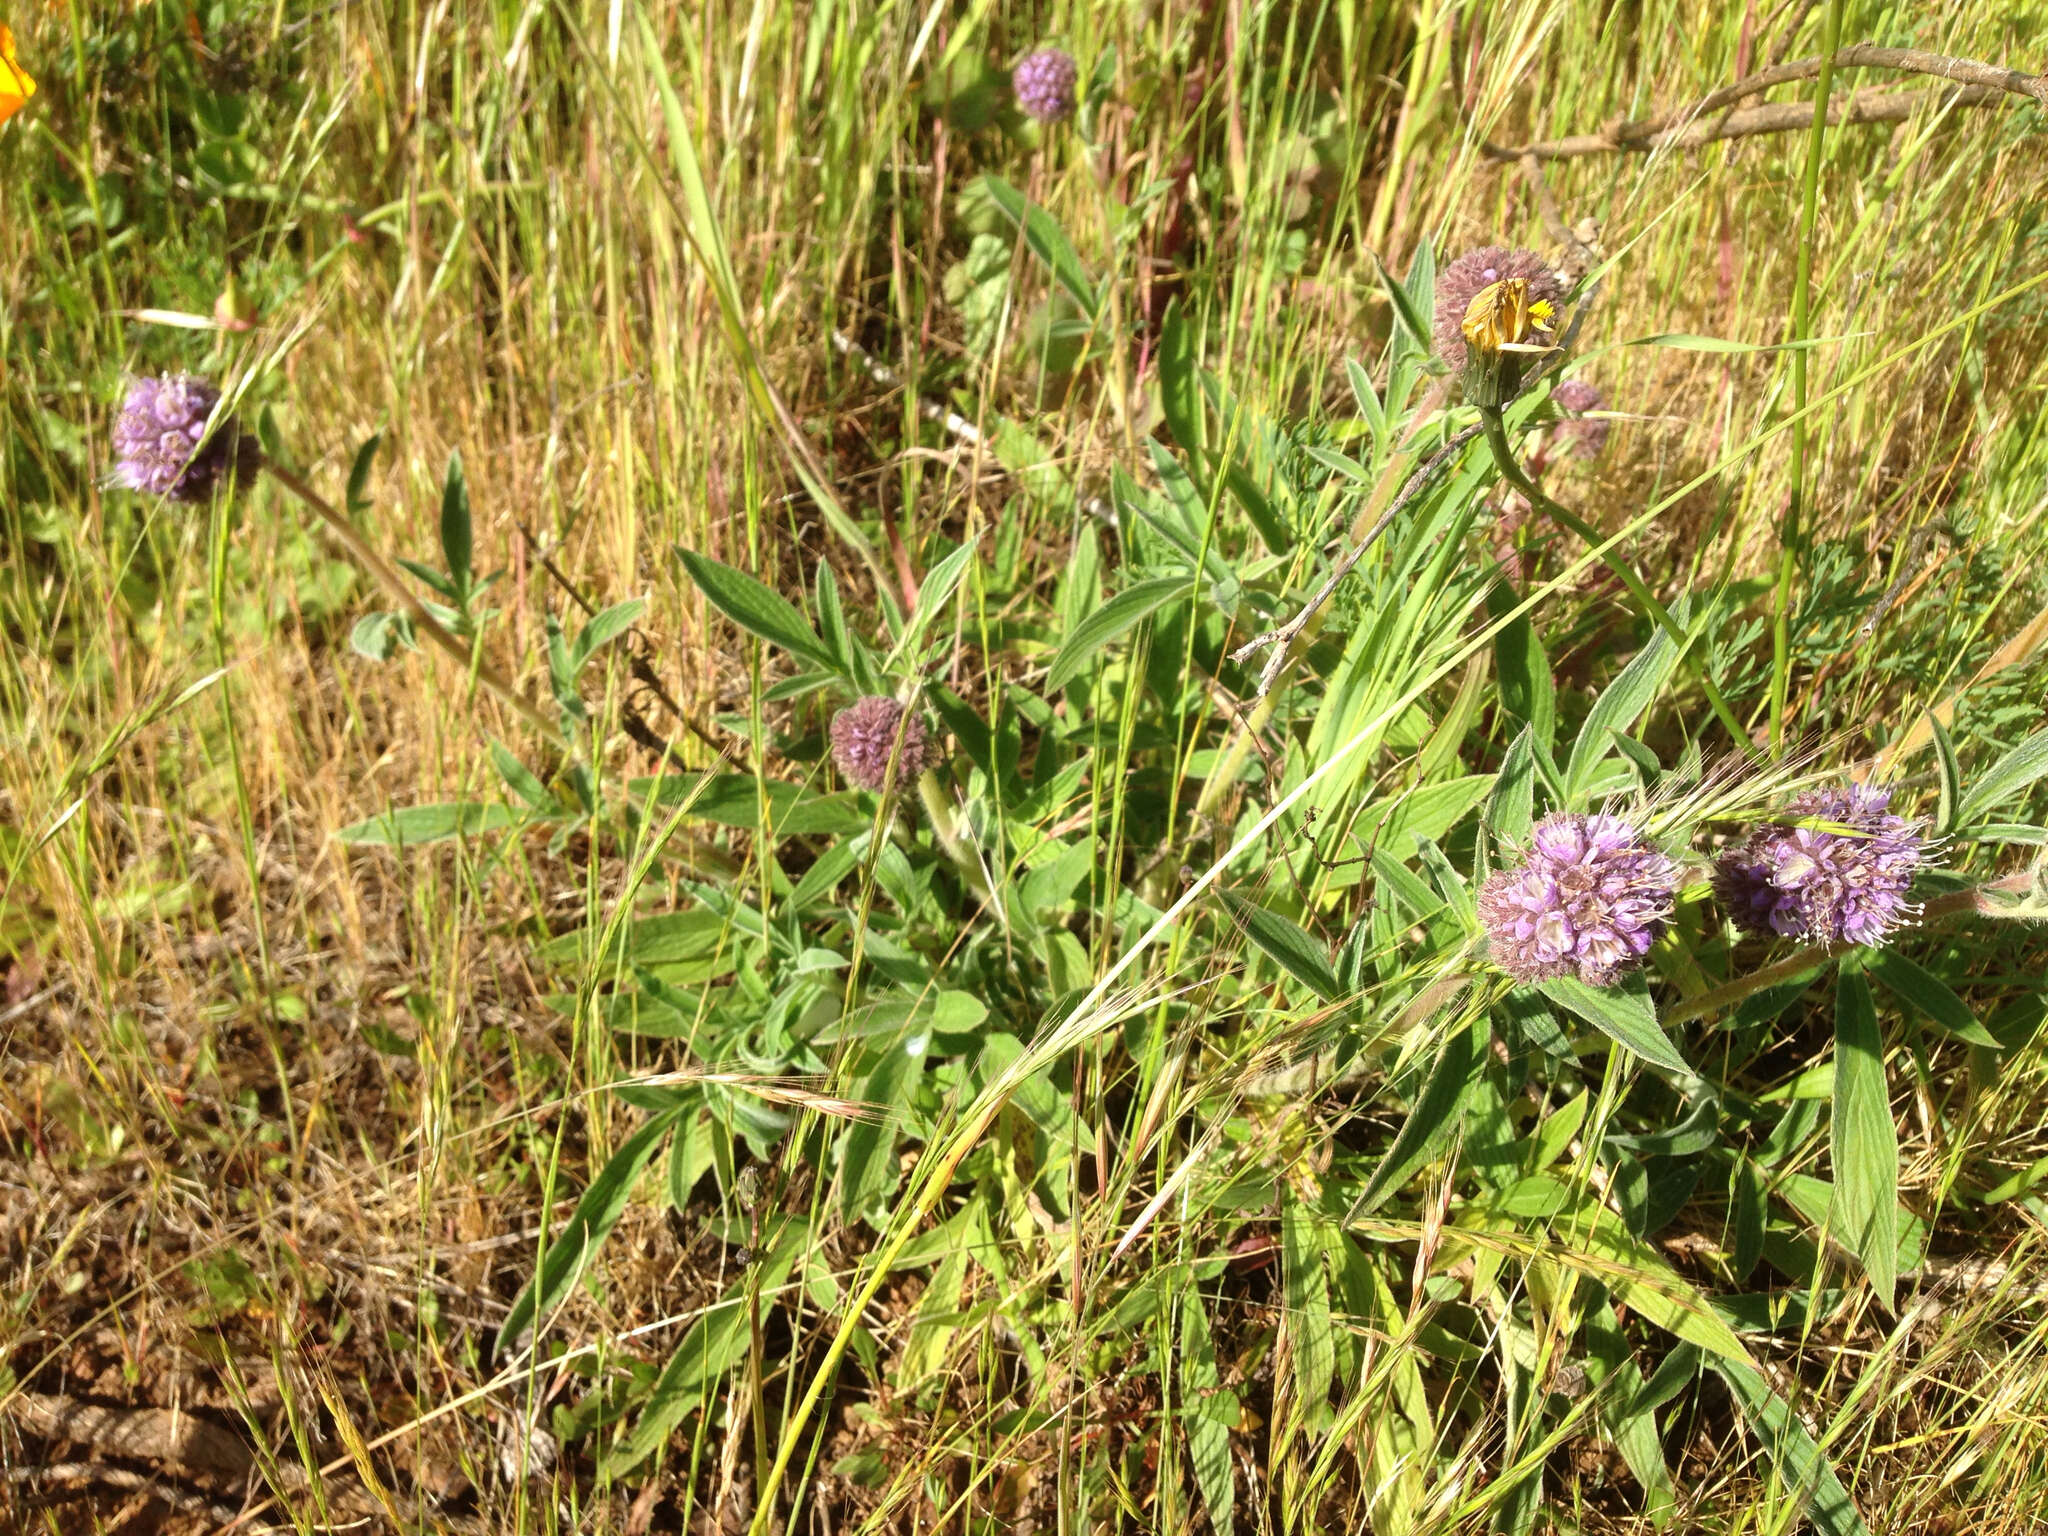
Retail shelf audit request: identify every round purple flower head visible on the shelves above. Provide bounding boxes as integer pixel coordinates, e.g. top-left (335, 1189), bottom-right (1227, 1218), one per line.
top-left (1012, 47), bottom-right (1079, 123)
top-left (1479, 813), bottom-right (1679, 987)
top-left (1550, 378), bottom-right (1610, 460)
top-left (1714, 782), bottom-right (1926, 946)
top-left (830, 696), bottom-right (938, 792)
top-left (1432, 246), bottom-right (1563, 371)
top-left (111, 374), bottom-right (249, 502)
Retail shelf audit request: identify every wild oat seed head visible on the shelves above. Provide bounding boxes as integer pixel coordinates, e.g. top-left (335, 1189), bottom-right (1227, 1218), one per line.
top-left (1433, 246), bottom-right (1563, 370)
top-left (830, 696), bottom-right (937, 792)
top-left (1713, 782), bottom-right (1927, 946)
top-left (1478, 812), bottom-right (1679, 987)
top-left (111, 374), bottom-right (247, 501)
top-left (1550, 378), bottom-right (1610, 460)
top-left (1012, 47), bottom-right (1079, 123)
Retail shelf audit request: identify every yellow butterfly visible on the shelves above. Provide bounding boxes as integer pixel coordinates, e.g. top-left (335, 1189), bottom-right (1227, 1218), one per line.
top-left (1460, 277), bottom-right (1557, 357)
top-left (0, 24), bottom-right (35, 128)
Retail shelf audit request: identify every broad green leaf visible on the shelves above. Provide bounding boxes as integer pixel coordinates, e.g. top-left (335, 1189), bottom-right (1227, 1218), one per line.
top-left (1709, 1358), bottom-right (1872, 1536)
top-left (349, 610), bottom-right (414, 661)
top-left (676, 548), bottom-right (834, 668)
top-left (495, 1106), bottom-right (683, 1355)
top-left (1831, 968), bottom-right (1899, 1310)
top-left (840, 1041), bottom-right (924, 1226)
top-left (980, 174), bottom-right (1099, 318)
top-left (1349, 1010), bottom-right (1486, 1217)
top-left (600, 1221), bottom-right (804, 1475)
top-left (1565, 622), bottom-right (1682, 802)
top-left (1489, 585), bottom-right (1557, 757)
top-left (1538, 977), bottom-right (1690, 1075)
top-left (631, 773), bottom-right (867, 835)
top-left (574, 598), bottom-right (648, 671)
top-left (1487, 726), bottom-right (1537, 846)
top-left (1346, 356), bottom-right (1387, 451)
top-left (1957, 722), bottom-right (2048, 828)
top-left (666, 1109), bottom-right (713, 1210)
top-left (1869, 951), bottom-right (1999, 1047)
top-left (1369, 775), bottom-right (1496, 857)
top-left (491, 740), bottom-right (558, 813)
top-left (336, 802), bottom-right (523, 846)
top-left (889, 541), bottom-right (977, 667)
top-left (1282, 1194), bottom-right (1335, 1414)
top-left (1222, 891), bottom-right (1340, 1002)
top-left (439, 450), bottom-right (472, 596)
top-left (1180, 1295), bottom-right (1236, 1536)
top-left (345, 432), bottom-right (381, 514)
top-left (1375, 252), bottom-right (1431, 354)
top-left (1929, 713), bottom-right (1961, 835)
top-left (1045, 575), bottom-right (1189, 692)
top-left (1158, 299), bottom-right (1204, 460)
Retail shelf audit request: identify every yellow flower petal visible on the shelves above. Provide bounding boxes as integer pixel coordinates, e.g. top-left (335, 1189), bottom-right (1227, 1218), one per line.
top-left (0, 23), bottom-right (37, 128)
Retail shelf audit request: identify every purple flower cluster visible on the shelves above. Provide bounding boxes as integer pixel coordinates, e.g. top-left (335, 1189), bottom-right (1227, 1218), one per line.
top-left (1713, 782), bottom-right (1926, 946)
top-left (830, 696), bottom-right (939, 791)
top-left (1478, 813), bottom-right (1679, 986)
top-left (111, 374), bottom-right (250, 502)
top-left (1012, 47), bottom-right (1078, 123)
top-left (1432, 246), bottom-right (1562, 371)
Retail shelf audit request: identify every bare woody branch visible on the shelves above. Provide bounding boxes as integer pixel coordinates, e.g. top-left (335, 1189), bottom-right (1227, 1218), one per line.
top-left (1488, 44), bottom-right (2047, 163)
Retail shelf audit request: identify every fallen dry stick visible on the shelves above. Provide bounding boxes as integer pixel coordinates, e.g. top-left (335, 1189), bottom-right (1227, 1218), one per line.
top-left (1493, 83), bottom-right (2006, 162)
top-left (1487, 43), bottom-right (2048, 162)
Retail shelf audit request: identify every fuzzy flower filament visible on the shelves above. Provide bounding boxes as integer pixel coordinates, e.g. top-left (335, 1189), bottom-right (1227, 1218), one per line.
top-left (1012, 47), bottom-right (1079, 123)
top-left (111, 374), bottom-right (251, 501)
top-left (1714, 782), bottom-right (1927, 946)
top-left (1479, 813), bottom-right (1679, 987)
top-left (830, 696), bottom-right (939, 792)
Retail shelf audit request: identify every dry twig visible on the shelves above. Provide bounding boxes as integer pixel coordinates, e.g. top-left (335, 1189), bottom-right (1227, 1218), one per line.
top-left (1487, 45), bottom-right (2046, 162)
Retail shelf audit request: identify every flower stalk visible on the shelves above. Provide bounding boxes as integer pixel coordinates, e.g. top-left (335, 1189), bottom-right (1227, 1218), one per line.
top-left (1477, 404), bottom-right (1747, 744)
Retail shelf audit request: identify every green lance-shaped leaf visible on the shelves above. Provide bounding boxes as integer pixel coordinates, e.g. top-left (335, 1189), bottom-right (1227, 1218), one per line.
top-left (1222, 891), bottom-right (1340, 1002)
top-left (1349, 1009), bottom-right (1487, 1218)
top-left (1708, 1357), bottom-right (1872, 1536)
top-left (439, 450), bottom-right (472, 600)
top-left (676, 548), bottom-right (834, 668)
top-left (495, 1105), bottom-right (683, 1356)
top-left (1831, 966), bottom-right (1899, 1311)
top-left (1538, 975), bottom-right (1690, 1076)
top-left (1045, 575), bottom-right (1190, 693)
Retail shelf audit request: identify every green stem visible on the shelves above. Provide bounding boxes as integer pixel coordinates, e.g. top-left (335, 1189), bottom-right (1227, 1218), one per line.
top-left (1479, 408), bottom-right (1747, 744)
top-left (917, 768), bottom-right (999, 915)
top-left (1662, 879), bottom-right (2019, 1028)
top-left (1768, 0), bottom-right (1844, 752)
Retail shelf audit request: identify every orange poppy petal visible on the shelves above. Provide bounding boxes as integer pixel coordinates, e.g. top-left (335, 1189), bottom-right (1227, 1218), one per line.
top-left (0, 23), bottom-right (37, 127)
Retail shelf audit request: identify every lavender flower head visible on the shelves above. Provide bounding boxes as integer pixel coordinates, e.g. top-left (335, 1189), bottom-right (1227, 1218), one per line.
top-left (1012, 47), bottom-right (1078, 123)
top-left (1550, 378), bottom-right (1610, 460)
top-left (1432, 246), bottom-right (1563, 371)
top-left (111, 374), bottom-right (249, 501)
top-left (1479, 812), bottom-right (1679, 986)
top-left (830, 696), bottom-right (938, 792)
top-left (1714, 782), bottom-right (1927, 946)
